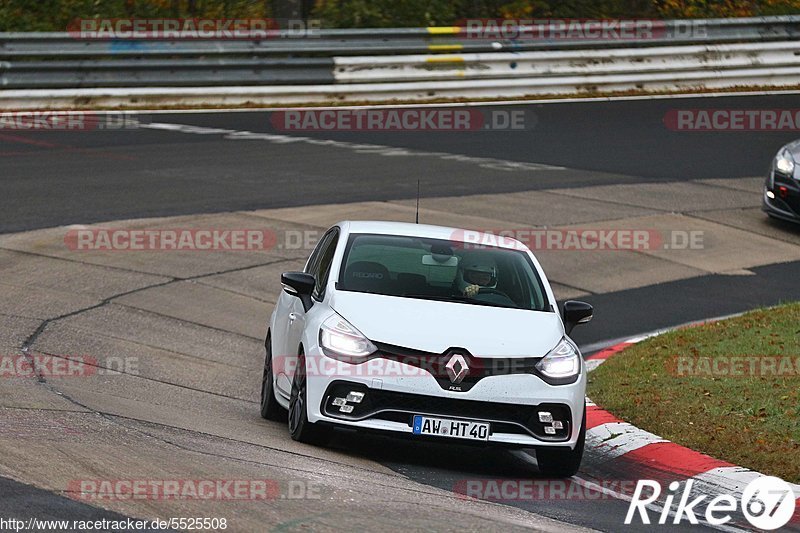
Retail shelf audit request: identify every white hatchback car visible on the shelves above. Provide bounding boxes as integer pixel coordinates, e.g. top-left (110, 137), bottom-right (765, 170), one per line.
top-left (261, 221), bottom-right (593, 476)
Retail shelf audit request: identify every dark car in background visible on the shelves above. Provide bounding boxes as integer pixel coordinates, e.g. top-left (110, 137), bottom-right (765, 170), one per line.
top-left (764, 140), bottom-right (800, 223)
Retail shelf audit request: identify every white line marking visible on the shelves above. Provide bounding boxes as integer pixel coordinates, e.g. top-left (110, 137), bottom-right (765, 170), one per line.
top-left (586, 421), bottom-right (667, 459)
top-left (584, 359), bottom-right (604, 372)
top-left (140, 121), bottom-right (566, 172)
top-left (695, 467), bottom-right (800, 500)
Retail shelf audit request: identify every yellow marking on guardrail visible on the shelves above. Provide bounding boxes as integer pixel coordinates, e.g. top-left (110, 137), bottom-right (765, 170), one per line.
top-left (427, 26), bottom-right (461, 35)
top-left (425, 56), bottom-right (465, 63)
top-left (428, 44), bottom-right (463, 52)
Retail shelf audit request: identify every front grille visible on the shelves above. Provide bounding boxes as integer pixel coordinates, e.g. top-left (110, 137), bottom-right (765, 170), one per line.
top-left (773, 174), bottom-right (800, 216)
top-left (321, 381), bottom-right (572, 441)
top-left (370, 341), bottom-right (575, 391)
top-left (786, 194), bottom-right (800, 215)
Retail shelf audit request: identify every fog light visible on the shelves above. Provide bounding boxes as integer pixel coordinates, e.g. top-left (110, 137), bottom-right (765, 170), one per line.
top-left (346, 391), bottom-right (365, 403)
top-left (552, 421), bottom-right (563, 430)
top-left (767, 190), bottom-right (776, 199)
top-left (332, 397), bottom-right (347, 407)
top-left (538, 412), bottom-right (553, 423)
top-left (339, 405), bottom-right (354, 413)
top-left (544, 426), bottom-right (556, 435)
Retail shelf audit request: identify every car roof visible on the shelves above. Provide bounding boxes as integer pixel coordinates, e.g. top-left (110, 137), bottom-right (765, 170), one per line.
top-left (336, 220), bottom-right (529, 251)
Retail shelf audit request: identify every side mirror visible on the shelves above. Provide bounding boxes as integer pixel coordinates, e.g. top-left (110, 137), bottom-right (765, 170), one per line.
top-left (563, 300), bottom-right (593, 335)
top-left (281, 272), bottom-right (315, 312)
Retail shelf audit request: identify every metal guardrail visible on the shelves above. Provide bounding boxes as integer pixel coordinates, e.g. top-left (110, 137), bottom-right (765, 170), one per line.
top-left (333, 41), bottom-right (800, 84)
top-left (2, 16), bottom-right (800, 59)
top-left (4, 59), bottom-right (799, 111)
top-left (0, 16), bottom-right (798, 107)
top-left (1, 58), bottom-right (334, 88)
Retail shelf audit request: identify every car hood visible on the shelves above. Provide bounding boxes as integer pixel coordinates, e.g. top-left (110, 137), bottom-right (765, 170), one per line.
top-left (783, 138), bottom-right (800, 159)
top-left (330, 290), bottom-right (564, 357)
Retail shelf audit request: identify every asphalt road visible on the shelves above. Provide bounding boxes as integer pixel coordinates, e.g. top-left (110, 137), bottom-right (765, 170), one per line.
top-left (2, 93), bottom-right (799, 234)
top-left (0, 477), bottom-right (144, 529)
top-left (2, 94), bottom-right (800, 532)
top-left (570, 258), bottom-right (800, 347)
top-left (5, 93), bottom-right (798, 347)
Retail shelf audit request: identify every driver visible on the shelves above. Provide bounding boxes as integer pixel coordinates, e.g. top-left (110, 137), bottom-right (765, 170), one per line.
top-left (456, 255), bottom-right (498, 297)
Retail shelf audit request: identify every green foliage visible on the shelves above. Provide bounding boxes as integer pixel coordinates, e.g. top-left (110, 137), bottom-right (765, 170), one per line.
top-left (1, 0), bottom-right (800, 31)
top-left (312, 0), bottom-right (461, 27)
top-left (0, 0), bottom-right (270, 32)
top-left (654, 0), bottom-right (799, 17)
top-left (311, 0), bottom-right (800, 26)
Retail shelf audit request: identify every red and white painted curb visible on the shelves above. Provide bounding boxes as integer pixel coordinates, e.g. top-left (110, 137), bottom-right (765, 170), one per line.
top-left (585, 336), bottom-right (800, 527)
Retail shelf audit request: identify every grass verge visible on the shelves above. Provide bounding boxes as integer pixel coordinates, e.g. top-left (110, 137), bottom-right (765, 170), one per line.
top-left (588, 302), bottom-right (800, 483)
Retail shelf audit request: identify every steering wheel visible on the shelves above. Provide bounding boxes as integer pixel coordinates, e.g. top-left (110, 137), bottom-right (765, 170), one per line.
top-left (477, 287), bottom-right (509, 297)
top-left (476, 288), bottom-right (518, 308)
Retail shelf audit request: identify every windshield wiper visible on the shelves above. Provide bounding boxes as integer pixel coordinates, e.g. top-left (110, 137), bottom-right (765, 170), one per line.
top-left (402, 294), bottom-right (468, 302)
top-left (401, 294), bottom-right (520, 309)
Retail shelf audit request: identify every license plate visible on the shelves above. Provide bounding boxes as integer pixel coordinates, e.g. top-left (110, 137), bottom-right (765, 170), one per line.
top-left (412, 415), bottom-right (489, 441)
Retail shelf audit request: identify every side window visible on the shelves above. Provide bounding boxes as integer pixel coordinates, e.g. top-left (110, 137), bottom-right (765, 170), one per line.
top-left (305, 230), bottom-right (333, 277)
top-left (313, 230), bottom-right (339, 300)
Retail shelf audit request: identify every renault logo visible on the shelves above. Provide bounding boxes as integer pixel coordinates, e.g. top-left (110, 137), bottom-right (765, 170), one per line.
top-left (445, 353), bottom-right (469, 384)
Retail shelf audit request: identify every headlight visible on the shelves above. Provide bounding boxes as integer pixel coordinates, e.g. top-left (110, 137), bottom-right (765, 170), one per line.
top-left (319, 313), bottom-right (376, 361)
top-left (536, 337), bottom-right (581, 379)
top-left (775, 150), bottom-right (795, 175)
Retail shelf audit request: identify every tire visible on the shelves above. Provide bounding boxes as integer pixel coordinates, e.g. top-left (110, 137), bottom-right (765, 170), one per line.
top-left (536, 407), bottom-right (586, 477)
top-left (260, 331), bottom-right (287, 421)
top-left (288, 350), bottom-right (331, 445)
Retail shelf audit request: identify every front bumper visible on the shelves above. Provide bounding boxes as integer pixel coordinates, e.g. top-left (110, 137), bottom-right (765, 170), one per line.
top-left (303, 345), bottom-right (586, 448)
top-left (763, 171), bottom-right (800, 223)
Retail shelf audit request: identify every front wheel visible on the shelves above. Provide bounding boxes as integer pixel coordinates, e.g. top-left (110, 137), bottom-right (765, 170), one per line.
top-left (535, 407), bottom-right (585, 477)
top-left (260, 331), bottom-right (287, 421)
top-left (288, 351), bottom-right (331, 445)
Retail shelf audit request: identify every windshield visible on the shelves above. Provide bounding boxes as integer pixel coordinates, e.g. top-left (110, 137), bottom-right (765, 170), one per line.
top-left (337, 233), bottom-right (550, 311)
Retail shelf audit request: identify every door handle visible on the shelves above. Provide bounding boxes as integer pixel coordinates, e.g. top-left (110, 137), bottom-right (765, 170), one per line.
top-left (288, 312), bottom-right (297, 323)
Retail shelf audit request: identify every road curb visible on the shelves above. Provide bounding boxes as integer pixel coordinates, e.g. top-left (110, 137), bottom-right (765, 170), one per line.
top-left (584, 333), bottom-right (800, 525)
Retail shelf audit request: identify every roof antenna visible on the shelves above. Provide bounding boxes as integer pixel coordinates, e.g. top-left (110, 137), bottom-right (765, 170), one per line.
top-left (415, 179), bottom-right (420, 224)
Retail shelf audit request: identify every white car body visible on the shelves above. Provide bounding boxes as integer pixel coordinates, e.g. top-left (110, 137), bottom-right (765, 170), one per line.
top-left (265, 221), bottom-right (588, 460)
